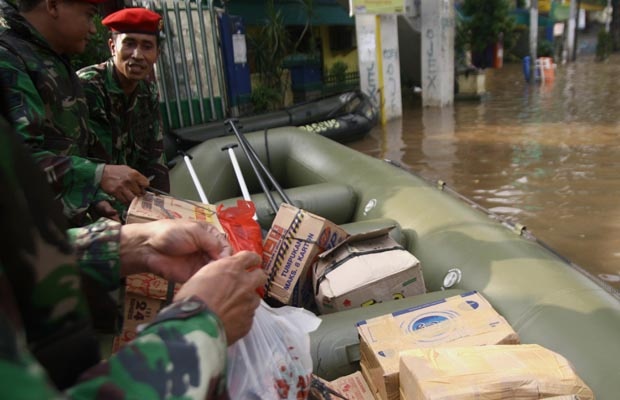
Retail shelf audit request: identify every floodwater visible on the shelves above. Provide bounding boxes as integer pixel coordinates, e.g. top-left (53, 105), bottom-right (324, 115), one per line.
top-left (348, 54), bottom-right (620, 291)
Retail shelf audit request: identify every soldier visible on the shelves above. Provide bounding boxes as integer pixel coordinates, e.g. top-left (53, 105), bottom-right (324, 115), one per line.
top-left (78, 7), bottom-right (170, 196)
top-left (0, 0), bottom-right (151, 225)
top-left (0, 100), bottom-right (267, 396)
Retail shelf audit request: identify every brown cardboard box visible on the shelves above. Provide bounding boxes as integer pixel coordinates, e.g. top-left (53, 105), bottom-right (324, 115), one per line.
top-left (113, 193), bottom-right (223, 351)
top-left (125, 272), bottom-right (181, 301)
top-left (399, 344), bottom-right (594, 400)
top-left (112, 292), bottom-right (166, 352)
top-left (124, 192), bottom-right (221, 299)
top-left (312, 372), bottom-right (375, 400)
top-left (262, 203), bottom-right (348, 306)
top-left (126, 192), bottom-right (221, 229)
top-left (356, 291), bottom-right (519, 400)
top-left (313, 226), bottom-right (425, 314)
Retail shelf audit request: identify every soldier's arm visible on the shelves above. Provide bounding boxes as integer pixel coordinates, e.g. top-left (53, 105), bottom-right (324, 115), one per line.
top-left (68, 299), bottom-right (229, 399)
top-left (0, 279), bottom-right (229, 399)
top-left (0, 50), bottom-right (105, 218)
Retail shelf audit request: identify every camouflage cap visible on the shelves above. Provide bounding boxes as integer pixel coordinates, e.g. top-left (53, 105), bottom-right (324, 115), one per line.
top-left (101, 8), bottom-right (163, 34)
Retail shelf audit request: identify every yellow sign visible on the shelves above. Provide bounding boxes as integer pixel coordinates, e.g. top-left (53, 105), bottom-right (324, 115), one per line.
top-left (352, 0), bottom-right (405, 15)
top-left (539, 0), bottom-right (552, 13)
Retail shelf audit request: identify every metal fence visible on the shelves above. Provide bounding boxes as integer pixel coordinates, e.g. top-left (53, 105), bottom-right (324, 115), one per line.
top-left (322, 71), bottom-right (360, 96)
top-left (141, 0), bottom-right (227, 130)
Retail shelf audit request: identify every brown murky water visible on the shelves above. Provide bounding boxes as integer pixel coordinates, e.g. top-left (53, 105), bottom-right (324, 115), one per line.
top-left (348, 54), bottom-right (620, 290)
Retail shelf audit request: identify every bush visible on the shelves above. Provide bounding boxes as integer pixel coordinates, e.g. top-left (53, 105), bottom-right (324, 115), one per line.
top-left (71, 15), bottom-right (110, 70)
top-left (329, 61), bottom-right (348, 83)
top-left (250, 84), bottom-right (281, 113)
top-left (596, 29), bottom-right (613, 61)
top-left (537, 39), bottom-right (553, 57)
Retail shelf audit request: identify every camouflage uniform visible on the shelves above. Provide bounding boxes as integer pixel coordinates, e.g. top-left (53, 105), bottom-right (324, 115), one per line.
top-left (0, 111), bottom-right (229, 398)
top-left (78, 59), bottom-right (170, 193)
top-left (0, 0), bottom-right (109, 225)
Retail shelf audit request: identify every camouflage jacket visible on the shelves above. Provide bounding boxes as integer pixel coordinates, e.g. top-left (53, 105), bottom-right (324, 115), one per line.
top-left (0, 112), bottom-right (228, 398)
top-left (0, 1), bottom-right (108, 224)
top-left (78, 59), bottom-right (170, 193)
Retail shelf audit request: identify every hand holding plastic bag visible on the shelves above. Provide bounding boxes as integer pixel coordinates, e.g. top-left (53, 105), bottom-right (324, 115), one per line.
top-left (227, 301), bottom-right (321, 399)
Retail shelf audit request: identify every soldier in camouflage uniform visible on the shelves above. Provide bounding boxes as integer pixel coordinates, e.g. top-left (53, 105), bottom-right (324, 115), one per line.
top-left (78, 8), bottom-right (170, 195)
top-left (0, 0), bottom-right (153, 225)
top-left (0, 100), bottom-right (267, 397)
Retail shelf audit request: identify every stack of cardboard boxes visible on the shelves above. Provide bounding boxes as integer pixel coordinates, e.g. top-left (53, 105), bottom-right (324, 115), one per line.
top-left (353, 291), bottom-right (592, 400)
top-left (112, 193), bottom-right (222, 351)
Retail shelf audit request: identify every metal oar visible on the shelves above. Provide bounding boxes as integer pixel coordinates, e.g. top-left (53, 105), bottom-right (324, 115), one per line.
top-left (178, 149), bottom-right (209, 204)
top-left (224, 119), bottom-right (290, 213)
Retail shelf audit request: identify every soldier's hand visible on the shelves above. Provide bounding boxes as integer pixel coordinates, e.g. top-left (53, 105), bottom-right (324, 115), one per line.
top-left (100, 165), bottom-right (150, 204)
top-left (90, 200), bottom-right (120, 222)
top-left (119, 219), bottom-right (233, 282)
top-left (174, 251), bottom-right (267, 344)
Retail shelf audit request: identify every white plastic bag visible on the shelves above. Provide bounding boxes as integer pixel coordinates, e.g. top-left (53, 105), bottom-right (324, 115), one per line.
top-left (227, 301), bottom-right (321, 399)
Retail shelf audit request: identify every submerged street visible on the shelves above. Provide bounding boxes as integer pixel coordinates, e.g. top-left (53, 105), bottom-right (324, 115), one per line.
top-left (350, 54), bottom-right (620, 290)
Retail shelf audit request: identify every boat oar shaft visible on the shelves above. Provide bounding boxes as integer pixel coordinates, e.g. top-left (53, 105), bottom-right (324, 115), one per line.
top-left (226, 119), bottom-right (293, 205)
top-left (179, 150), bottom-right (209, 204)
top-left (224, 120), bottom-right (279, 213)
top-left (222, 144), bottom-right (251, 202)
top-left (222, 144), bottom-right (258, 221)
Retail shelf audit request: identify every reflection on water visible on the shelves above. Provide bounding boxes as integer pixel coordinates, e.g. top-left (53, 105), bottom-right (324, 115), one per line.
top-left (349, 54), bottom-right (620, 289)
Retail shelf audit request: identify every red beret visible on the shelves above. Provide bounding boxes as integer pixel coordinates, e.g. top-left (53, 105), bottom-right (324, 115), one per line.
top-left (102, 8), bottom-right (163, 34)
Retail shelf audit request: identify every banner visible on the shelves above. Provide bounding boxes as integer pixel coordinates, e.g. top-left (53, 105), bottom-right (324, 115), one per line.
top-left (351, 0), bottom-right (406, 15)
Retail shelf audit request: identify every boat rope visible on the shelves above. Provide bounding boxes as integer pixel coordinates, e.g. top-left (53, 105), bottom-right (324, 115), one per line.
top-left (384, 159), bottom-right (620, 301)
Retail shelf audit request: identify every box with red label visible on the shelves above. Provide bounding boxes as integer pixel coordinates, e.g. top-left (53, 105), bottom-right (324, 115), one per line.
top-left (113, 193), bottom-right (223, 351)
top-left (126, 192), bottom-right (221, 229)
top-left (112, 292), bottom-right (166, 352)
top-left (311, 372), bottom-right (375, 400)
top-left (262, 203), bottom-right (348, 307)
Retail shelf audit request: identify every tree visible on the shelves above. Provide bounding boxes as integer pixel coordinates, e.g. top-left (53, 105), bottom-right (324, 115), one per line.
top-left (459, 0), bottom-right (517, 68)
top-left (612, 0), bottom-right (620, 50)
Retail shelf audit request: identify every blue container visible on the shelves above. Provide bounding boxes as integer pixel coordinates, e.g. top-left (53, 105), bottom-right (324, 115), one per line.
top-left (522, 56), bottom-right (531, 82)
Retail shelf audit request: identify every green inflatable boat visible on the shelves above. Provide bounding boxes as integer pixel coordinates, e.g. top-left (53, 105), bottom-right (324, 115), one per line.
top-left (169, 126), bottom-right (620, 399)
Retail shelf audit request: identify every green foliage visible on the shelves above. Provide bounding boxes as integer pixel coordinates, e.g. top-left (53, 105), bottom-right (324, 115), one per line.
top-left (71, 15), bottom-right (110, 70)
top-left (459, 0), bottom-right (517, 57)
top-left (330, 61), bottom-right (348, 83)
top-left (250, 0), bottom-right (290, 85)
top-left (537, 39), bottom-right (553, 57)
top-left (293, 0), bottom-right (317, 56)
top-left (250, 84), bottom-right (281, 113)
top-left (596, 29), bottom-right (614, 61)
top-left (247, 0), bottom-right (291, 106)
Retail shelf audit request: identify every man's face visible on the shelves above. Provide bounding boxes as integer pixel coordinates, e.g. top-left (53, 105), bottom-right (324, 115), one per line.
top-left (54, 0), bottom-right (97, 54)
top-left (109, 32), bottom-right (159, 83)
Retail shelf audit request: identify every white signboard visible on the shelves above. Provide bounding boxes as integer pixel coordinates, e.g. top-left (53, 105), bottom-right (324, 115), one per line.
top-left (232, 33), bottom-right (247, 64)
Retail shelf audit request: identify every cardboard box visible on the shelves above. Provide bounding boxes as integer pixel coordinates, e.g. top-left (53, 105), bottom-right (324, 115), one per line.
top-left (125, 272), bottom-right (181, 301)
top-left (126, 192), bottom-right (222, 230)
top-left (356, 291), bottom-right (520, 400)
top-left (112, 292), bottom-right (166, 352)
top-left (313, 226), bottom-right (425, 314)
top-left (262, 203), bottom-right (348, 307)
top-left (124, 193), bottom-right (222, 299)
top-left (399, 344), bottom-right (594, 400)
top-left (311, 372), bottom-right (376, 400)
top-left (114, 193), bottom-right (223, 351)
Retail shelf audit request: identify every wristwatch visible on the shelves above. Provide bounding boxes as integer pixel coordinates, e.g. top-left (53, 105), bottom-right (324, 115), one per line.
top-left (147, 295), bottom-right (209, 326)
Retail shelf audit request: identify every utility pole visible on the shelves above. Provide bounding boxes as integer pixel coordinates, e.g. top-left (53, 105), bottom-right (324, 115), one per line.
top-left (529, 0), bottom-right (538, 68)
top-left (566, 0), bottom-right (578, 61)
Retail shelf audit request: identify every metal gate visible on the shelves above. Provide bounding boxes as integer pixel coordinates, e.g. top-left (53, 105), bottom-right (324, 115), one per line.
top-left (142, 0), bottom-right (227, 130)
